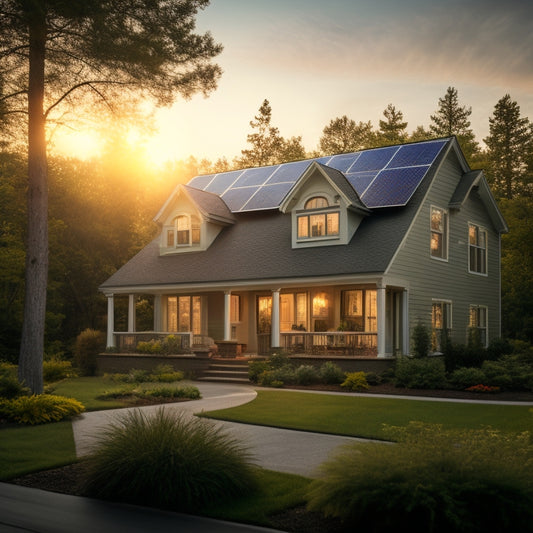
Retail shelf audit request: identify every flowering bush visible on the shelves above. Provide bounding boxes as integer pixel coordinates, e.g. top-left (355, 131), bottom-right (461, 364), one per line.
top-left (341, 371), bottom-right (369, 392)
top-left (0, 394), bottom-right (84, 424)
top-left (465, 384), bottom-right (500, 393)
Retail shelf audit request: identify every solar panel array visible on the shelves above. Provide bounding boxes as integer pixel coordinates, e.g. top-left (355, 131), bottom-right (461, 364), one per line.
top-left (187, 139), bottom-right (449, 212)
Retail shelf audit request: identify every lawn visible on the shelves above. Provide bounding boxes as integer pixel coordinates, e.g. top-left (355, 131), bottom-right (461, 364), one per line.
top-left (202, 390), bottom-right (533, 439)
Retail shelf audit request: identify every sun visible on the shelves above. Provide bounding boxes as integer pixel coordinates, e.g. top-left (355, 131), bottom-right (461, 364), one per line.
top-left (51, 129), bottom-right (103, 160)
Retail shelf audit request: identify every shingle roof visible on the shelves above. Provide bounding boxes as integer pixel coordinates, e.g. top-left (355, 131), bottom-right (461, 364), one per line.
top-left (100, 138), bottom-right (453, 291)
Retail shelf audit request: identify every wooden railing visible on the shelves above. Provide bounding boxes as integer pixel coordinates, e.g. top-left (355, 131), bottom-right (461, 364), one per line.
top-left (258, 332), bottom-right (378, 357)
top-left (113, 332), bottom-right (193, 353)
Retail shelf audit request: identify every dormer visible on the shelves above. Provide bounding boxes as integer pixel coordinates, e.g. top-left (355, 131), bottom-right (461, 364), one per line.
top-left (280, 161), bottom-right (371, 248)
top-left (155, 184), bottom-right (235, 255)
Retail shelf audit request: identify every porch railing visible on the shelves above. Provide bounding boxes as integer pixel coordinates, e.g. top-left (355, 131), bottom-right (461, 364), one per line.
top-left (113, 332), bottom-right (193, 353)
top-left (258, 332), bottom-right (378, 357)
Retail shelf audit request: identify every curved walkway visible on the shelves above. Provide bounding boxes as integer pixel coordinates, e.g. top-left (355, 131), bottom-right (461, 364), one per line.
top-left (72, 382), bottom-right (370, 477)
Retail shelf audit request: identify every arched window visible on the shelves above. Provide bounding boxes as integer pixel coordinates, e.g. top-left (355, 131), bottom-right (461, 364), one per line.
top-left (305, 196), bottom-right (328, 209)
top-left (167, 215), bottom-right (201, 247)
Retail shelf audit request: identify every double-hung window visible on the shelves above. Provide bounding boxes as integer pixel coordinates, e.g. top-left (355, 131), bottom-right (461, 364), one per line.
top-left (167, 215), bottom-right (201, 248)
top-left (468, 224), bottom-right (487, 274)
top-left (430, 206), bottom-right (448, 260)
top-left (297, 196), bottom-right (340, 240)
top-left (469, 305), bottom-right (488, 347)
top-left (431, 300), bottom-right (452, 352)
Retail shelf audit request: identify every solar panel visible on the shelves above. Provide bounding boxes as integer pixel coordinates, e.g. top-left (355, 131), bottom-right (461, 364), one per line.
top-left (361, 167), bottom-right (428, 208)
top-left (220, 186), bottom-right (259, 212)
top-left (186, 139), bottom-right (449, 212)
top-left (242, 182), bottom-right (294, 211)
top-left (233, 165), bottom-right (278, 187)
top-left (204, 170), bottom-right (243, 194)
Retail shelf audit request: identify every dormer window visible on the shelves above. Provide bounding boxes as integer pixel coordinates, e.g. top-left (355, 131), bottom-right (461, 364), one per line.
top-left (297, 196), bottom-right (340, 240)
top-left (167, 215), bottom-right (201, 247)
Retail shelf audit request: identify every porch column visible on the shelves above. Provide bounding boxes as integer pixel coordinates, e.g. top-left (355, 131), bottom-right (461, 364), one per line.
top-left (154, 294), bottom-right (162, 331)
top-left (224, 291), bottom-right (232, 341)
top-left (128, 294), bottom-right (136, 332)
top-left (377, 284), bottom-right (387, 358)
top-left (106, 293), bottom-right (115, 349)
top-left (271, 288), bottom-right (281, 349)
top-left (402, 288), bottom-right (410, 355)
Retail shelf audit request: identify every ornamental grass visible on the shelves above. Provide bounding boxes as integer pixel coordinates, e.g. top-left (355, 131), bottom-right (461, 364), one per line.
top-left (82, 408), bottom-right (258, 511)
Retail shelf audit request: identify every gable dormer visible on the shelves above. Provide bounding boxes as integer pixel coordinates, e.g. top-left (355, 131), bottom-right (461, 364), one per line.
top-left (155, 184), bottom-right (235, 255)
top-left (280, 161), bottom-right (370, 248)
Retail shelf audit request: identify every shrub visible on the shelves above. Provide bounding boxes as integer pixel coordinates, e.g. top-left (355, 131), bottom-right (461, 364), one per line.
top-left (269, 352), bottom-right (291, 369)
top-left (341, 372), bottom-right (369, 392)
top-left (74, 329), bottom-right (105, 376)
top-left (140, 385), bottom-right (201, 400)
top-left (43, 358), bottom-right (76, 383)
top-left (82, 408), bottom-right (257, 511)
top-left (482, 355), bottom-right (533, 391)
top-left (294, 364), bottom-right (320, 385)
top-left (136, 339), bottom-right (163, 354)
top-left (248, 360), bottom-right (269, 383)
top-left (394, 357), bottom-right (447, 389)
top-left (307, 423), bottom-right (533, 532)
top-left (0, 363), bottom-right (29, 399)
top-left (149, 364), bottom-right (184, 383)
top-left (448, 366), bottom-right (487, 390)
top-left (364, 371), bottom-right (382, 386)
top-left (411, 322), bottom-right (430, 358)
top-left (319, 362), bottom-right (345, 384)
top-left (0, 394), bottom-right (84, 424)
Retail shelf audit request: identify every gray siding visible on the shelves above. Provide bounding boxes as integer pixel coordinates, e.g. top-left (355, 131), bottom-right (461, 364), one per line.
top-left (387, 151), bottom-right (501, 349)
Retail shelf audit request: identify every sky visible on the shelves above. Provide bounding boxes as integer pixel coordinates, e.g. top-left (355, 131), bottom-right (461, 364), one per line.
top-left (56, 0), bottom-right (533, 165)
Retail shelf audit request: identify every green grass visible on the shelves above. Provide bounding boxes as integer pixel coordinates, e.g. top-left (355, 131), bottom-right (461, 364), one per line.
top-left (0, 421), bottom-right (77, 480)
top-left (202, 390), bottom-right (533, 439)
top-left (202, 469), bottom-right (311, 526)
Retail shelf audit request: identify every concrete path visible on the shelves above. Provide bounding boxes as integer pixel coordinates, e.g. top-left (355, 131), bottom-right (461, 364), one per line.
top-left (72, 382), bottom-right (369, 477)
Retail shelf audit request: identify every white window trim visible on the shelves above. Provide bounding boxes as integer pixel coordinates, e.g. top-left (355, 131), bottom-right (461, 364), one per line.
top-left (296, 206), bottom-right (340, 242)
top-left (468, 222), bottom-right (488, 276)
top-left (469, 304), bottom-right (489, 347)
top-left (430, 205), bottom-right (449, 262)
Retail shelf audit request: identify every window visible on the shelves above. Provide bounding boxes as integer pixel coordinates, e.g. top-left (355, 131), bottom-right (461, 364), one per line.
top-left (280, 292), bottom-right (307, 331)
top-left (167, 296), bottom-right (201, 334)
top-left (431, 301), bottom-right (452, 352)
top-left (168, 215), bottom-right (201, 248)
top-left (469, 224), bottom-right (487, 274)
top-left (297, 197), bottom-right (340, 240)
top-left (230, 294), bottom-right (240, 323)
top-left (341, 290), bottom-right (377, 332)
top-left (430, 206), bottom-right (448, 260)
top-left (469, 305), bottom-right (488, 347)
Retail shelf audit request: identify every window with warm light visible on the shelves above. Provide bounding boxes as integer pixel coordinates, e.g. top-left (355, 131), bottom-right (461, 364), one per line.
top-left (280, 292), bottom-right (307, 331)
top-left (432, 300), bottom-right (452, 352)
top-left (469, 305), bottom-right (488, 346)
top-left (168, 215), bottom-right (201, 248)
top-left (468, 223), bottom-right (487, 274)
top-left (341, 289), bottom-right (377, 331)
top-left (167, 296), bottom-right (201, 334)
top-left (430, 206), bottom-right (448, 260)
top-left (297, 197), bottom-right (340, 240)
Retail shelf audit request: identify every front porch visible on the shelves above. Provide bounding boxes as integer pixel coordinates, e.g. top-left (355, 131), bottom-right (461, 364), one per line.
top-left (103, 279), bottom-right (409, 360)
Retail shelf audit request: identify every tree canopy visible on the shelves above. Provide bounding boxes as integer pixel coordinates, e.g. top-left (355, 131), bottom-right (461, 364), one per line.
top-left (0, 0), bottom-right (222, 393)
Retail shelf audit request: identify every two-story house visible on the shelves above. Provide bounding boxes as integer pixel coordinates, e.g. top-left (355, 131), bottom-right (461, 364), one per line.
top-left (100, 137), bottom-right (507, 361)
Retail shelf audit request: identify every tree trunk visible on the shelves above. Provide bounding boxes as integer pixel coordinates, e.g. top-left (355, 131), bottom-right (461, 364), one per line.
top-left (18, 10), bottom-right (48, 394)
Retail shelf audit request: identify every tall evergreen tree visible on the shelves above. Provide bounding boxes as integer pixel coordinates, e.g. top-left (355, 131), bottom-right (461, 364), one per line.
top-left (319, 115), bottom-right (375, 155)
top-left (0, 0), bottom-right (222, 393)
top-left (484, 94), bottom-right (532, 200)
top-left (237, 99), bottom-right (306, 167)
top-left (430, 87), bottom-right (479, 162)
top-left (378, 104), bottom-right (408, 145)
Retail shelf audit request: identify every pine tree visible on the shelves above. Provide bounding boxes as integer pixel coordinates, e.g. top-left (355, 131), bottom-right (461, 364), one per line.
top-left (238, 99), bottom-right (305, 167)
top-left (430, 87), bottom-right (479, 162)
top-left (0, 0), bottom-right (222, 393)
top-left (378, 104), bottom-right (408, 145)
top-left (484, 95), bottom-right (532, 200)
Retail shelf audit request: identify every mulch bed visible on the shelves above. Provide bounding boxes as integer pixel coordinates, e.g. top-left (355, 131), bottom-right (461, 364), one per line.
top-left (8, 384), bottom-right (533, 532)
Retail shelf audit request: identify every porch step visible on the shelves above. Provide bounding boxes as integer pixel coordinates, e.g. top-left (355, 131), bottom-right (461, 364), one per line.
top-left (197, 358), bottom-right (252, 384)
